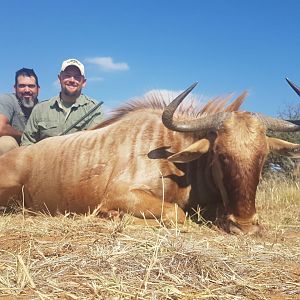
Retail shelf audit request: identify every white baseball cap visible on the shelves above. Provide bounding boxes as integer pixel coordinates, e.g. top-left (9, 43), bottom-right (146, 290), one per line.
top-left (60, 58), bottom-right (85, 76)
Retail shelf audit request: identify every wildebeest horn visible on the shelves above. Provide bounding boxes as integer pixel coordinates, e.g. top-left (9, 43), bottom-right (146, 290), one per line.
top-left (286, 78), bottom-right (300, 97)
top-left (285, 120), bottom-right (300, 126)
top-left (253, 113), bottom-right (300, 132)
top-left (162, 83), bottom-right (231, 132)
top-left (283, 78), bottom-right (300, 126)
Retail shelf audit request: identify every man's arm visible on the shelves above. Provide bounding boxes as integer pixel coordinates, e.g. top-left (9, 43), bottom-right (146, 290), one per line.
top-left (75, 100), bottom-right (104, 131)
top-left (86, 110), bottom-right (103, 128)
top-left (0, 114), bottom-right (22, 143)
top-left (85, 101), bottom-right (104, 129)
top-left (20, 108), bottom-right (40, 146)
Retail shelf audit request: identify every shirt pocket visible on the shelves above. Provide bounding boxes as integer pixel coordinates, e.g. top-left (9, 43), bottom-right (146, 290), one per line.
top-left (38, 121), bottom-right (60, 138)
top-left (14, 112), bottom-right (27, 131)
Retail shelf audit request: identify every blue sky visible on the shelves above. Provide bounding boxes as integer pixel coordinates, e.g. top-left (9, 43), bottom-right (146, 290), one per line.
top-left (1, 0), bottom-right (300, 116)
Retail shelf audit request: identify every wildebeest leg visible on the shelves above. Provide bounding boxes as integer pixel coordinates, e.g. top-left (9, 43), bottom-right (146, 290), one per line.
top-left (0, 150), bottom-right (24, 210)
top-left (123, 188), bottom-right (186, 225)
top-left (0, 186), bottom-right (22, 211)
top-left (0, 169), bottom-right (23, 210)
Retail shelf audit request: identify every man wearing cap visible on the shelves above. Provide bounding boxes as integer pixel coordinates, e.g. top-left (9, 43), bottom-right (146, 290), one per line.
top-left (21, 58), bottom-right (103, 145)
top-left (0, 68), bottom-right (40, 154)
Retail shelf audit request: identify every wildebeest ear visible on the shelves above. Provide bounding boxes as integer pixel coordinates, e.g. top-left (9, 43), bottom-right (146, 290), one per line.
top-left (168, 139), bottom-right (210, 163)
top-left (268, 137), bottom-right (300, 157)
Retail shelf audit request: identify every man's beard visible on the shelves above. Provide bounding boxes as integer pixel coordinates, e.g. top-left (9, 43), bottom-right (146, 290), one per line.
top-left (62, 86), bottom-right (82, 98)
top-left (19, 97), bottom-right (36, 108)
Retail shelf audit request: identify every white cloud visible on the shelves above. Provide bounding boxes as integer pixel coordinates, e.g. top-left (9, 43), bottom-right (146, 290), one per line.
top-left (141, 88), bottom-right (211, 112)
top-left (144, 89), bottom-right (181, 100)
top-left (87, 77), bottom-right (104, 82)
top-left (85, 56), bottom-right (129, 71)
top-left (53, 79), bottom-right (60, 89)
top-left (143, 89), bottom-right (204, 103)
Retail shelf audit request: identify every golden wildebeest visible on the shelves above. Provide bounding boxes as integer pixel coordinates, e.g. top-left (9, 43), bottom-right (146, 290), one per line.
top-left (0, 83), bottom-right (299, 234)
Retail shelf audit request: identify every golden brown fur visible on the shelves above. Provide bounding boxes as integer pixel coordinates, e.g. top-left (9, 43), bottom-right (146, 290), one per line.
top-left (0, 91), bottom-right (298, 235)
top-left (91, 92), bottom-right (247, 130)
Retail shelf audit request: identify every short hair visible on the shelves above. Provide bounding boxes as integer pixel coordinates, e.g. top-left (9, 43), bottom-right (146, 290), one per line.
top-left (15, 68), bottom-right (40, 88)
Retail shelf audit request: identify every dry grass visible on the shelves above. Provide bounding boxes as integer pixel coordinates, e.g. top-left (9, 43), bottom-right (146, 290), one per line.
top-left (0, 178), bottom-right (299, 299)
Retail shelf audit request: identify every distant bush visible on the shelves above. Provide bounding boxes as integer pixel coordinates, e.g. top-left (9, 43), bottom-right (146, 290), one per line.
top-left (263, 102), bottom-right (300, 178)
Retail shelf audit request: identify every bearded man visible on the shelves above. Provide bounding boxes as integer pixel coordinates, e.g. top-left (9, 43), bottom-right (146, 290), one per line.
top-left (0, 68), bottom-right (39, 154)
top-left (21, 58), bottom-right (103, 146)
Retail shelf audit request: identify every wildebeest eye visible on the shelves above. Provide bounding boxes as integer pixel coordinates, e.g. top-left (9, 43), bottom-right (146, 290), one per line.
top-left (207, 130), bottom-right (217, 139)
top-left (219, 154), bottom-right (229, 164)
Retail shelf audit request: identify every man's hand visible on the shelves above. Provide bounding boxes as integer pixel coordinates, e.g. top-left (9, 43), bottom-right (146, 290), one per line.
top-left (0, 114), bottom-right (22, 143)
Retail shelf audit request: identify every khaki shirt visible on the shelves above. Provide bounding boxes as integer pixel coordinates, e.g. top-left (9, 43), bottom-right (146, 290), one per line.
top-left (21, 94), bottom-right (103, 146)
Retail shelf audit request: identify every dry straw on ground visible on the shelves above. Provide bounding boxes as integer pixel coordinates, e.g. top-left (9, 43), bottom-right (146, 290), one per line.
top-left (0, 178), bottom-right (299, 300)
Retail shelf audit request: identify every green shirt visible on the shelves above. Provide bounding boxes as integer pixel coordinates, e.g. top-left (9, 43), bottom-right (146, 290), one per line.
top-left (21, 94), bottom-right (103, 145)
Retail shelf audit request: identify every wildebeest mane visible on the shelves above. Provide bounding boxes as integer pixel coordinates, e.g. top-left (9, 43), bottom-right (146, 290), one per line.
top-left (91, 91), bottom-right (248, 130)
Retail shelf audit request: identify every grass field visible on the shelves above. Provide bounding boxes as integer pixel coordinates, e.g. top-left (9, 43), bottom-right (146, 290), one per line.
top-left (0, 177), bottom-right (299, 299)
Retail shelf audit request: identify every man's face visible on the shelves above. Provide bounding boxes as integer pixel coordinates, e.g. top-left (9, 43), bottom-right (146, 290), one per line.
top-left (59, 66), bottom-right (86, 98)
top-left (15, 75), bottom-right (39, 108)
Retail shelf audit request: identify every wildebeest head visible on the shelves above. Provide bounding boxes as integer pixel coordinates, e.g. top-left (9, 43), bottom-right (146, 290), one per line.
top-left (162, 83), bottom-right (300, 234)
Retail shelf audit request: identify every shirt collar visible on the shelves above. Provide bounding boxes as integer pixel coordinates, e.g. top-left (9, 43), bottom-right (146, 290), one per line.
top-left (50, 94), bottom-right (89, 109)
